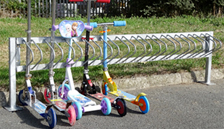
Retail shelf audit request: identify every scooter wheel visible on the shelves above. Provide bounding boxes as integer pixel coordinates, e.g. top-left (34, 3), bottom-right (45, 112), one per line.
top-left (67, 105), bottom-right (76, 126)
top-left (47, 108), bottom-right (57, 128)
top-left (44, 88), bottom-right (51, 104)
top-left (101, 98), bottom-right (111, 115)
top-left (116, 98), bottom-right (127, 117)
top-left (72, 101), bottom-right (82, 120)
top-left (18, 90), bottom-right (27, 106)
top-left (58, 84), bottom-right (71, 101)
top-left (138, 96), bottom-right (150, 114)
top-left (102, 84), bottom-right (108, 95)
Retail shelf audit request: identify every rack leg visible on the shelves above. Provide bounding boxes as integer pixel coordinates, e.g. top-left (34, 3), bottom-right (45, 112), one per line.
top-left (4, 38), bottom-right (22, 111)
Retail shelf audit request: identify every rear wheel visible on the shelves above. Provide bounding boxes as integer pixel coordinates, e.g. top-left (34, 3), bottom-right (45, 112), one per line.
top-left (67, 105), bottom-right (76, 126)
top-left (116, 98), bottom-right (127, 117)
top-left (101, 98), bottom-right (111, 115)
top-left (47, 108), bottom-right (57, 128)
top-left (72, 101), bottom-right (82, 120)
top-left (138, 96), bottom-right (150, 114)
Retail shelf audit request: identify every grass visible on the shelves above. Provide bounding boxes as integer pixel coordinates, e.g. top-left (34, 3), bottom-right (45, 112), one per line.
top-left (0, 15), bottom-right (224, 90)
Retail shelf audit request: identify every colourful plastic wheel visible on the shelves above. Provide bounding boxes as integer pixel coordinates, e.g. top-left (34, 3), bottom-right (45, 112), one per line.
top-left (102, 84), bottom-right (108, 95)
top-left (44, 88), bottom-right (51, 103)
top-left (116, 98), bottom-right (127, 117)
top-left (138, 96), bottom-right (150, 114)
top-left (101, 98), bottom-right (111, 115)
top-left (58, 84), bottom-right (71, 101)
top-left (67, 105), bottom-right (76, 126)
top-left (18, 90), bottom-right (27, 106)
top-left (72, 101), bottom-right (82, 120)
top-left (47, 108), bottom-right (57, 128)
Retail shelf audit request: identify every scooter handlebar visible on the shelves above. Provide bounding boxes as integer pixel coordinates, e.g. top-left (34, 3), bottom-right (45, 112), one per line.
top-left (69, 0), bottom-right (110, 3)
top-left (96, 0), bottom-right (110, 3)
top-left (69, 0), bottom-right (84, 2)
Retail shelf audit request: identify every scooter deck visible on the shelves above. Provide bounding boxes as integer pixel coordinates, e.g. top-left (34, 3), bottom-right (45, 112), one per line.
top-left (109, 89), bottom-right (136, 102)
top-left (49, 99), bottom-right (67, 112)
top-left (88, 93), bottom-right (115, 103)
top-left (68, 92), bottom-right (96, 107)
top-left (25, 99), bottom-right (46, 114)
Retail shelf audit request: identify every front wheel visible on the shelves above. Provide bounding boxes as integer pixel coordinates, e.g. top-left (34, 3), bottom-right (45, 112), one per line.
top-left (101, 98), bottom-right (111, 115)
top-left (116, 98), bottom-right (127, 117)
top-left (43, 88), bottom-right (51, 104)
top-left (18, 90), bottom-right (27, 106)
top-left (67, 105), bottom-right (76, 126)
top-left (138, 96), bottom-right (150, 114)
top-left (58, 84), bottom-right (71, 101)
top-left (47, 108), bottom-right (57, 128)
top-left (102, 84), bottom-right (108, 95)
top-left (72, 101), bottom-right (82, 120)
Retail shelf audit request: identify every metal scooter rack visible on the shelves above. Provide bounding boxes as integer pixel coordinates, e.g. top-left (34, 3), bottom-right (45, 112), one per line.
top-left (6, 31), bottom-right (222, 111)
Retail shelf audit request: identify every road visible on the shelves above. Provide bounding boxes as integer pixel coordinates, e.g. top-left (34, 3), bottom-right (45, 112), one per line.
top-left (0, 79), bottom-right (223, 129)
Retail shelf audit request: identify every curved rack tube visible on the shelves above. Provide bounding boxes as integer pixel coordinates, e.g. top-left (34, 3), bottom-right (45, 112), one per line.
top-left (113, 36), bottom-right (130, 64)
top-left (43, 39), bottom-right (55, 69)
top-left (89, 40), bottom-right (102, 65)
top-left (31, 40), bottom-right (43, 69)
top-left (136, 36), bottom-right (153, 62)
top-left (98, 38), bottom-right (113, 65)
top-left (187, 34), bottom-right (204, 58)
top-left (120, 36), bottom-right (137, 63)
top-left (173, 34), bottom-right (191, 59)
top-left (107, 37), bottom-right (120, 64)
top-left (165, 35), bottom-right (182, 60)
top-left (65, 39), bottom-right (76, 65)
top-left (53, 41), bottom-right (64, 68)
top-left (179, 34), bottom-right (197, 59)
top-left (129, 36), bottom-right (146, 63)
top-left (148, 35), bottom-right (167, 61)
top-left (82, 39), bottom-right (96, 66)
top-left (145, 35), bottom-right (162, 61)
top-left (199, 34), bottom-right (217, 57)
top-left (72, 39), bottom-right (83, 65)
top-left (192, 34), bottom-right (210, 57)
top-left (160, 35), bottom-right (177, 60)
top-left (205, 34), bottom-right (222, 53)
top-left (23, 40), bottom-right (34, 67)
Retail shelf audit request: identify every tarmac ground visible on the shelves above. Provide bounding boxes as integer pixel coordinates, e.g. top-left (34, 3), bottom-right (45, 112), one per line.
top-left (0, 79), bottom-right (223, 129)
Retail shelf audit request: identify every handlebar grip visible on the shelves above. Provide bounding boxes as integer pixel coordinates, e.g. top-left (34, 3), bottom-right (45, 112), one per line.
top-left (85, 22), bottom-right (98, 28)
top-left (96, 0), bottom-right (110, 3)
top-left (85, 25), bottom-right (93, 31)
top-left (113, 21), bottom-right (126, 26)
top-left (52, 25), bottom-right (59, 31)
top-left (69, 0), bottom-right (84, 2)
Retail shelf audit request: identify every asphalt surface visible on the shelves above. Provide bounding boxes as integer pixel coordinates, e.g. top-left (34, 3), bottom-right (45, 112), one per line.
top-left (0, 79), bottom-right (223, 129)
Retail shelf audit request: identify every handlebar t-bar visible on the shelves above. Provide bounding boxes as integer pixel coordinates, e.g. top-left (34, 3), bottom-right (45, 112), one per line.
top-left (69, 0), bottom-right (84, 2)
top-left (86, 21), bottom-right (126, 28)
top-left (69, 0), bottom-right (110, 3)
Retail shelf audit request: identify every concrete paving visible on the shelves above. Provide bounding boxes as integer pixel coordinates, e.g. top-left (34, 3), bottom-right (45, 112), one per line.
top-left (0, 79), bottom-right (223, 129)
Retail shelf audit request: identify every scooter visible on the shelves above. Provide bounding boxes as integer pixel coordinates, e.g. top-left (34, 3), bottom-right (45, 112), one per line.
top-left (68, 0), bottom-right (125, 116)
top-left (18, 0), bottom-right (57, 128)
top-left (54, 19), bottom-right (112, 120)
top-left (79, 21), bottom-right (128, 117)
top-left (43, 0), bottom-right (76, 126)
top-left (90, 21), bottom-right (150, 114)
